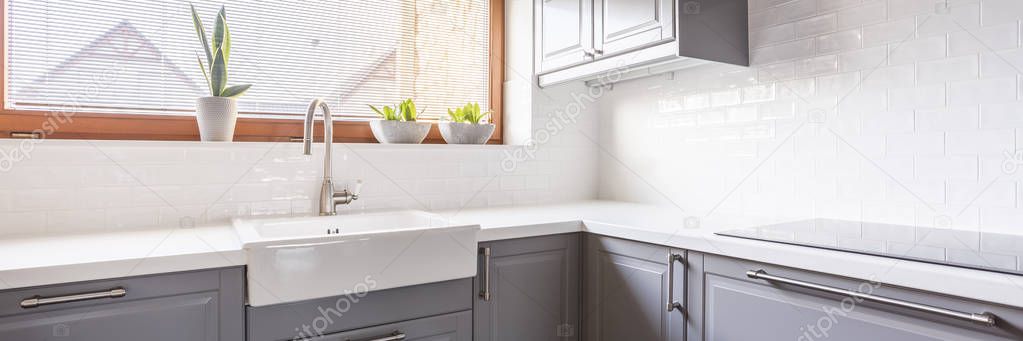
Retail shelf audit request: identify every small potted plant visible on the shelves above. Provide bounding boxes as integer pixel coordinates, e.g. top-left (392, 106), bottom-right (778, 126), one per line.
top-left (368, 99), bottom-right (432, 144)
top-left (439, 102), bottom-right (495, 144)
top-left (191, 4), bottom-right (251, 142)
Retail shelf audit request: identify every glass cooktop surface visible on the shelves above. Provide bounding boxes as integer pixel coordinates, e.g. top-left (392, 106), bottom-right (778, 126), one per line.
top-left (717, 219), bottom-right (1023, 276)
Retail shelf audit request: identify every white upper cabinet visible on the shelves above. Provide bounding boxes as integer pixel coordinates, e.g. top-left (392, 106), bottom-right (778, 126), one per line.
top-left (594, 0), bottom-right (674, 57)
top-left (535, 0), bottom-right (594, 73)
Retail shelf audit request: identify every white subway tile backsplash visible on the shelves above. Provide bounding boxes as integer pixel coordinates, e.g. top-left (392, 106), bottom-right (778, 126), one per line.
top-left (795, 55), bottom-right (840, 77)
top-left (817, 29), bottom-right (863, 54)
top-left (947, 129), bottom-right (1015, 155)
top-left (861, 64), bottom-right (915, 89)
top-left (862, 18), bottom-right (916, 47)
top-left (838, 46), bottom-right (888, 72)
top-left (950, 77), bottom-right (1018, 106)
top-left (981, 102), bottom-right (1023, 129)
top-left (794, 13), bottom-right (838, 38)
top-left (916, 106), bottom-right (980, 132)
top-left (888, 36), bottom-right (948, 65)
top-left (752, 38), bottom-right (816, 65)
top-left (950, 23), bottom-right (1020, 57)
top-left (888, 0), bottom-right (941, 19)
top-left (918, 55), bottom-right (979, 83)
top-left (981, 0), bottom-right (1023, 27)
top-left (886, 132), bottom-right (946, 155)
top-left (837, 1), bottom-right (887, 30)
top-left (599, 0), bottom-right (1023, 235)
top-left (916, 3), bottom-right (980, 37)
top-left (752, 23), bottom-right (796, 48)
top-left (889, 84), bottom-right (946, 110)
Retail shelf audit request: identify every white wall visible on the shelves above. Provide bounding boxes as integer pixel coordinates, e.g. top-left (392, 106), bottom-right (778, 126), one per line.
top-left (0, 68), bottom-right (600, 237)
top-left (599, 0), bottom-right (1023, 233)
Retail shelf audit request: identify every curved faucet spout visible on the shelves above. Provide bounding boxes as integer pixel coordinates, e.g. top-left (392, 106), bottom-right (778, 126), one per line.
top-left (303, 99), bottom-right (333, 181)
top-left (303, 98), bottom-right (356, 216)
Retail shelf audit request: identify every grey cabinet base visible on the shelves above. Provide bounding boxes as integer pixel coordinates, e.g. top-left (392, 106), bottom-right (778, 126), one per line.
top-left (0, 267), bottom-right (245, 341)
top-left (312, 310), bottom-right (471, 341)
top-left (247, 278), bottom-right (472, 341)
top-left (694, 253), bottom-right (1023, 341)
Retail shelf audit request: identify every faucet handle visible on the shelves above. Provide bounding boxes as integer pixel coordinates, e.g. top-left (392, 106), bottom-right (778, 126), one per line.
top-left (350, 179), bottom-right (363, 200)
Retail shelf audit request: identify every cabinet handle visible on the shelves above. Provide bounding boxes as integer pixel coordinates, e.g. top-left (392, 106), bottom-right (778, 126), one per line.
top-left (20, 287), bottom-right (127, 309)
top-left (350, 331), bottom-right (406, 341)
top-left (746, 270), bottom-right (997, 326)
top-left (666, 253), bottom-right (684, 312)
top-left (479, 247), bottom-right (492, 301)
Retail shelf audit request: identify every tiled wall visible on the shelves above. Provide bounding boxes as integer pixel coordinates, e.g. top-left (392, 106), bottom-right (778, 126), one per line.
top-left (598, 0), bottom-right (1023, 234)
top-left (0, 83), bottom-right (599, 236)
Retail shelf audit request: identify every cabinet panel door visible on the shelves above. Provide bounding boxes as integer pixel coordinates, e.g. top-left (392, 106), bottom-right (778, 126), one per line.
top-left (594, 0), bottom-right (674, 56)
top-left (535, 0), bottom-right (594, 73)
top-left (475, 234), bottom-right (581, 341)
top-left (583, 235), bottom-right (684, 341)
top-left (316, 311), bottom-right (471, 341)
top-left (700, 254), bottom-right (1023, 341)
top-left (0, 292), bottom-right (219, 341)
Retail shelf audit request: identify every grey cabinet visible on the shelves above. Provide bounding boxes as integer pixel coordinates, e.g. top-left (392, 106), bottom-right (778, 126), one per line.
top-left (694, 253), bottom-right (1023, 341)
top-left (535, 0), bottom-right (594, 73)
top-left (0, 267), bottom-right (245, 341)
top-left (474, 233), bottom-right (581, 341)
top-left (535, 0), bottom-right (749, 87)
top-left (313, 311), bottom-right (471, 341)
top-left (582, 235), bottom-right (686, 341)
top-left (247, 279), bottom-right (472, 341)
top-left (594, 0), bottom-right (674, 56)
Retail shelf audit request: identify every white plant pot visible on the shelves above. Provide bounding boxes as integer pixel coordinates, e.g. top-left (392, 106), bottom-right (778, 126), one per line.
top-left (195, 96), bottom-right (238, 142)
top-left (369, 120), bottom-right (432, 144)
top-left (438, 122), bottom-right (495, 144)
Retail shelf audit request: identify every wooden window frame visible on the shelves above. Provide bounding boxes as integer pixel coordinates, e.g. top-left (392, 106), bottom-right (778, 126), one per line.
top-left (0, 0), bottom-right (504, 144)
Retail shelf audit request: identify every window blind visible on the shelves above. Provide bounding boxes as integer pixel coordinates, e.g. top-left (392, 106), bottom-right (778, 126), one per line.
top-left (6, 0), bottom-right (490, 121)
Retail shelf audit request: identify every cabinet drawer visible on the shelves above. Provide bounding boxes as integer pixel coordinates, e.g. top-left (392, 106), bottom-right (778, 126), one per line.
top-left (700, 254), bottom-right (1023, 340)
top-left (247, 278), bottom-right (472, 341)
top-left (0, 267), bottom-right (245, 341)
top-left (314, 310), bottom-right (471, 341)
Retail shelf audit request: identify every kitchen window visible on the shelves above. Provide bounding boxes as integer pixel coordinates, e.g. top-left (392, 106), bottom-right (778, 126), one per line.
top-left (0, 0), bottom-right (504, 142)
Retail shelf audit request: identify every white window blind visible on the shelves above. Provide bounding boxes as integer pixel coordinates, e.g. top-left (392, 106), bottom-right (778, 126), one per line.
top-left (6, 0), bottom-right (491, 120)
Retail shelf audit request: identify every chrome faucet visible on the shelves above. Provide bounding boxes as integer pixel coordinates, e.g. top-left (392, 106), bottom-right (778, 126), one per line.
top-left (303, 98), bottom-right (360, 216)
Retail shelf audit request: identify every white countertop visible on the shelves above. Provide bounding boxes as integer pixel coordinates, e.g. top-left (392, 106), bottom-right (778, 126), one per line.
top-left (0, 226), bottom-right (244, 291)
top-left (1, 200), bottom-right (1021, 308)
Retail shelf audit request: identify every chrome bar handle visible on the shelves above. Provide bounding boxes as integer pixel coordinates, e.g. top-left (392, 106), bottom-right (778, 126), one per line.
top-left (479, 247), bottom-right (492, 301)
top-left (746, 270), bottom-right (997, 326)
top-left (20, 287), bottom-right (126, 309)
top-left (355, 331), bottom-right (406, 341)
top-left (666, 253), bottom-right (684, 312)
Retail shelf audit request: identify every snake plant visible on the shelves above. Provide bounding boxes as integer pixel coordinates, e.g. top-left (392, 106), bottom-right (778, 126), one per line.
top-left (369, 99), bottom-right (424, 121)
top-left (447, 102), bottom-right (491, 124)
top-left (191, 4), bottom-right (251, 97)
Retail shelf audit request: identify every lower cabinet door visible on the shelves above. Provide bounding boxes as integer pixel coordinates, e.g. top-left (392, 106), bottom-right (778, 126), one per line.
top-left (474, 233), bottom-right (581, 341)
top-left (582, 235), bottom-right (685, 341)
top-left (0, 292), bottom-right (221, 341)
top-left (700, 254), bottom-right (1023, 341)
top-left (314, 310), bottom-right (471, 341)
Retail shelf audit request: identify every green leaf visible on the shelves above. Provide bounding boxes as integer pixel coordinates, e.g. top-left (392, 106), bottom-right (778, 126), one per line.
top-left (218, 8), bottom-right (230, 63)
top-left (221, 84), bottom-right (251, 97)
top-left (212, 6), bottom-right (227, 62)
top-left (190, 3), bottom-right (212, 66)
top-left (210, 47), bottom-right (227, 96)
top-left (195, 52), bottom-right (211, 95)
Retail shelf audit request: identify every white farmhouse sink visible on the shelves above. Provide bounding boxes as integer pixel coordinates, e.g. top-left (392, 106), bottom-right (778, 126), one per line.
top-left (233, 210), bottom-right (479, 306)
